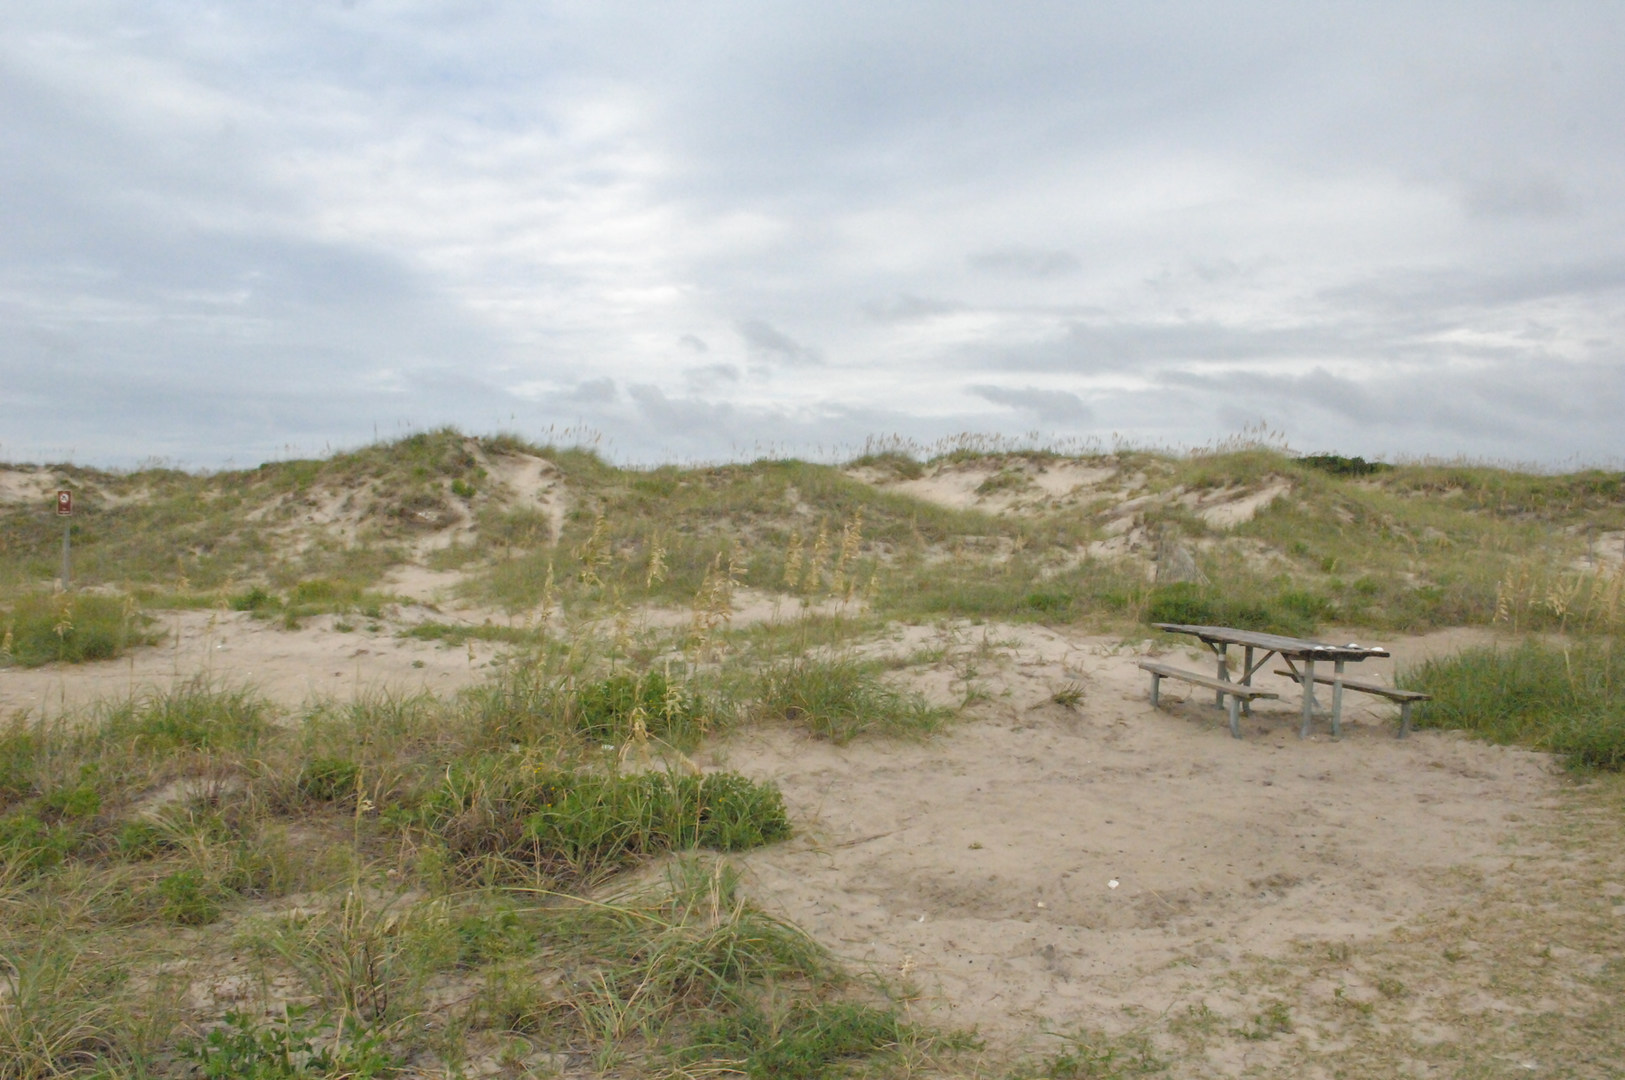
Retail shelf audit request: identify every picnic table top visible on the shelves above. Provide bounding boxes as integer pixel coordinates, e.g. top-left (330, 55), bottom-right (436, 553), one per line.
top-left (1151, 623), bottom-right (1390, 661)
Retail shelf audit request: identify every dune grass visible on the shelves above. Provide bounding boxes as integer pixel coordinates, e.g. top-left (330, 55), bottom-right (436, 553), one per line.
top-left (1404, 637), bottom-right (1625, 769)
top-left (0, 650), bottom-right (969, 1077)
top-left (752, 654), bottom-right (949, 744)
top-left (1, 592), bottom-right (154, 668)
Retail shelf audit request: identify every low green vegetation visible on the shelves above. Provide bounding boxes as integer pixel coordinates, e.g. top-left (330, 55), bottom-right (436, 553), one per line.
top-left (1405, 638), bottom-right (1625, 770)
top-left (412, 759), bottom-right (790, 885)
top-left (5, 429), bottom-right (1624, 642)
top-left (0, 592), bottom-right (153, 667)
top-left (0, 651), bottom-right (959, 1077)
top-left (753, 655), bottom-right (949, 744)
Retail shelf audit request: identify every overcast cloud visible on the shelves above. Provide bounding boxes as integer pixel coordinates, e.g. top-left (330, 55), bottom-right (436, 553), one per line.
top-left (3, 2), bottom-right (1622, 468)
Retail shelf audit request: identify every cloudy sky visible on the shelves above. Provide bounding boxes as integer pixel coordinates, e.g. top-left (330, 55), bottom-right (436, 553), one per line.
top-left (4, 2), bottom-right (1623, 469)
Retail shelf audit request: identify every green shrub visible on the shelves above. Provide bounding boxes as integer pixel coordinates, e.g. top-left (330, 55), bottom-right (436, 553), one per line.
top-left (182, 1007), bottom-right (400, 1079)
top-left (0, 723), bottom-right (40, 811)
top-left (1299, 453), bottom-right (1392, 477)
top-left (1405, 639), bottom-right (1625, 769)
top-left (229, 586), bottom-right (278, 613)
top-left (114, 820), bottom-right (172, 860)
top-left (845, 450), bottom-right (925, 480)
top-left (288, 579), bottom-right (358, 607)
top-left (1146, 583), bottom-right (1327, 637)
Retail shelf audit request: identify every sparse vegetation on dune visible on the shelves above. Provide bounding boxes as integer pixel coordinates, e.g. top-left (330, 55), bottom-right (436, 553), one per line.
top-left (0, 664), bottom-right (957, 1077)
top-left (3, 428), bottom-right (1624, 1075)
top-left (5, 427), bottom-right (1622, 640)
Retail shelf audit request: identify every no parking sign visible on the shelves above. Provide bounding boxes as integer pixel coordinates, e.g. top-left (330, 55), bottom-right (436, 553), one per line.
top-left (57, 490), bottom-right (73, 515)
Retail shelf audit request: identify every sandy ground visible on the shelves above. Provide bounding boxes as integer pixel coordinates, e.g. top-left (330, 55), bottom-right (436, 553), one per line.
top-left (717, 622), bottom-right (1558, 1064)
top-left (2, 609), bottom-right (1566, 1070)
top-left (0, 608), bottom-right (513, 718)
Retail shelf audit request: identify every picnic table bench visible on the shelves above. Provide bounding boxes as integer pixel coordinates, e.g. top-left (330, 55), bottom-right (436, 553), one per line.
top-left (1272, 668), bottom-right (1430, 737)
top-left (1137, 659), bottom-right (1279, 738)
top-left (1144, 623), bottom-right (1394, 739)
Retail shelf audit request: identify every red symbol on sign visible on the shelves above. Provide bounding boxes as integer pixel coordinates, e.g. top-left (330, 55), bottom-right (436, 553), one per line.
top-left (57, 490), bottom-right (73, 516)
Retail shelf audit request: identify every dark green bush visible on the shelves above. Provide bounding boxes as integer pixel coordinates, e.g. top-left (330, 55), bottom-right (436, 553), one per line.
top-left (114, 820), bottom-right (172, 860)
top-left (0, 812), bottom-right (78, 876)
top-left (158, 868), bottom-right (224, 926)
top-left (1299, 453), bottom-right (1392, 477)
top-left (182, 1007), bottom-right (399, 1079)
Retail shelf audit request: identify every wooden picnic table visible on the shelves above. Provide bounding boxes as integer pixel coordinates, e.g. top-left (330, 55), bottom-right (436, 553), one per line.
top-left (1151, 623), bottom-right (1390, 738)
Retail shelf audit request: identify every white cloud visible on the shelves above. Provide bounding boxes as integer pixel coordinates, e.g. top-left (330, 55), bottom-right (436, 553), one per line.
top-left (3, 2), bottom-right (1624, 467)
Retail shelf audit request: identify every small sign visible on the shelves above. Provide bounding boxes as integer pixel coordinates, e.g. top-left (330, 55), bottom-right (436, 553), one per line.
top-left (57, 490), bottom-right (72, 516)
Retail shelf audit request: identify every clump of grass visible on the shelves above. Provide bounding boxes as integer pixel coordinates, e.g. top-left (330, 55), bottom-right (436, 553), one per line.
top-left (682, 1000), bottom-right (907, 1079)
top-left (572, 669), bottom-right (712, 745)
top-left (228, 585), bottom-right (278, 613)
top-left (530, 856), bottom-right (951, 1075)
top-left (0, 593), bottom-right (152, 667)
top-left (247, 889), bottom-right (457, 1025)
top-left (754, 656), bottom-right (948, 744)
top-left (845, 450), bottom-right (925, 480)
top-left (409, 758), bottom-right (790, 884)
top-left (96, 679), bottom-right (273, 755)
top-left (975, 467), bottom-right (1035, 497)
top-left (1404, 639), bottom-right (1625, 769)
top-left (457, 658), bottom-right (716, 751)
top-left (0, 943), bottom-right (126, 1079)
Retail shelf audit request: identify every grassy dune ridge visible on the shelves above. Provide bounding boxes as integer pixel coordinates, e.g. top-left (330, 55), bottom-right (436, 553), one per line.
top-left (2, 429), bottom-right (1623, 1077)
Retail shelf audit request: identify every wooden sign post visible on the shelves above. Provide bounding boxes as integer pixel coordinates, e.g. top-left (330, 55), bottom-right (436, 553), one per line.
top-left (57, 489), bottom-right (72, 590)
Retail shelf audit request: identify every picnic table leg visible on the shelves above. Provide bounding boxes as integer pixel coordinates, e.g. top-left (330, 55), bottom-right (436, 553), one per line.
top-left (1398, 701), bottom-right (1412, 738)
top-left (1299, 658), bottom-right (1317, 738)
top-left (1214, 644), bottom-right (1230, 708)
top-left (1227, 694), bottom-right (1242, 739)
top-left (1149, 670), bottom-right (1162, 708)
top-left (1240, 646), bottom-right (1255, 716)
top-left (1331, 659), bottom-right (1346, 739)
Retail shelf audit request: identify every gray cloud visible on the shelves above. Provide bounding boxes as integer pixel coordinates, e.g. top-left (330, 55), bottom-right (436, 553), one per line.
top-left (967, 384), bottom-right (1093, 424)
top-left (678, 334), bottom-right (709, 352)
top-left (736, 319), bottom-right (822, 366)
top-left (967, 247), bottom-right (1082, 279)
top-left (684, 364), bottom-right (741, 393)
top-left (569, 378), bottom-right (618, 403)
top-left (861, 294), bottom-right (966, 322)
